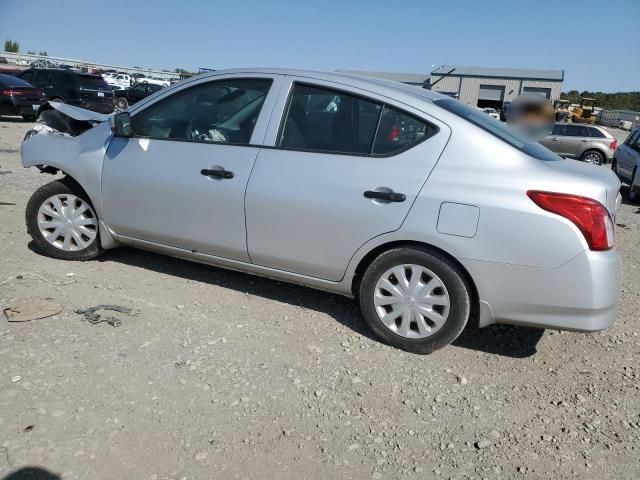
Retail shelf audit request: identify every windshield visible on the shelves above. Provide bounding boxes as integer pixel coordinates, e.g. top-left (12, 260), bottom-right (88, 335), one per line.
top-left (435, 98), bottom-right (560, 161)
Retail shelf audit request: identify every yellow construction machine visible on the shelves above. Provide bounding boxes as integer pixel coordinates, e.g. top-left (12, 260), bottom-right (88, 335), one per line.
top-left (571, 98), bottom-right (596, 124)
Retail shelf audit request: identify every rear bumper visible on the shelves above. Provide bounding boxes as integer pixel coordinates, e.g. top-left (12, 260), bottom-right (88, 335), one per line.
top-left (463, 248), bottom-right (622, 331)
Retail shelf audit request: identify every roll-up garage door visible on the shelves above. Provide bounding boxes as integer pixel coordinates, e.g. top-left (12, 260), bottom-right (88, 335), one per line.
top-left (478, 85), bottom-right (505, 101)
top-left (522, 87), bottom-right (551, 98)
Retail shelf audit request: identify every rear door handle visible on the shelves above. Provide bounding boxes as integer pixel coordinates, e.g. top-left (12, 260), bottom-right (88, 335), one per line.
top-left (364, 190), bottom-right (406, 202)
top-left (201, 168), bottom-right (234, 179)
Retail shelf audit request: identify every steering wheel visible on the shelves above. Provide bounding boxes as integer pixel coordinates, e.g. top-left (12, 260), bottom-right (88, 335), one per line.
top-left (188, 119), bottom-right (215, 141)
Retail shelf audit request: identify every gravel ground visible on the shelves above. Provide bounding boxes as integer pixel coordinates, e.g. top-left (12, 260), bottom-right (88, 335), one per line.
top-left (0, 118), bottom-right (639, 480)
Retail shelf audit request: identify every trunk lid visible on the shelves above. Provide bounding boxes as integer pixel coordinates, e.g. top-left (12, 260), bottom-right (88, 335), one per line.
top-left (547, 159), bottom-right (621, 215)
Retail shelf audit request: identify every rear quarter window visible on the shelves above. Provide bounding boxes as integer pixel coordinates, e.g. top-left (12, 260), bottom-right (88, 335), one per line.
top-left (588, 128), bottom-right (606, 138)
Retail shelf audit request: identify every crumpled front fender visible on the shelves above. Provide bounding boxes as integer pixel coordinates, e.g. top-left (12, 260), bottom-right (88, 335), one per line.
top-left (21, 121), bottom-right (119, 249)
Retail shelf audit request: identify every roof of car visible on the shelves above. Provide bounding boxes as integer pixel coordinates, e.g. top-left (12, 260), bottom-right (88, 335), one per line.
top-left (190, 68), bottom-right (449, 104)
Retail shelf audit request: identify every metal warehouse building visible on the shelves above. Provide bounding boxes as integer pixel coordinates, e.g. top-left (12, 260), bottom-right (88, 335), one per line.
top-left (430, 66), bottom-right (564, 109)
top-left (340, 66), bottom-right (564, 110)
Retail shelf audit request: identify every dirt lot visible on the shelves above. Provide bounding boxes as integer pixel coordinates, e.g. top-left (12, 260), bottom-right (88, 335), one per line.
top-left (0, 119), bottom-right (639, 480)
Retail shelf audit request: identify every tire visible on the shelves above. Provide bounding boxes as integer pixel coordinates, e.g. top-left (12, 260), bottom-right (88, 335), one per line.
top-left (115, 97), bottom-right (128, 110)
top-left (26, 179), bottom-right (102, 261)
top-left (22, 114), bottom-right (36, 121)
top-left (629, 168), bottom-right (639, 204)
top-left (358, 247), bottom-right (471, 354)
top-left (580, 149), bottom-right (604, 166)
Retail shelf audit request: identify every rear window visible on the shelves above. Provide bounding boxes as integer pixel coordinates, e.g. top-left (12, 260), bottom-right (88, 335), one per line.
top-left (435, 98), bottom-right (560, 161)
top-left (78, 75), bottom-right (109, 91)
top-left (588, 127), bottom-right (606, 138)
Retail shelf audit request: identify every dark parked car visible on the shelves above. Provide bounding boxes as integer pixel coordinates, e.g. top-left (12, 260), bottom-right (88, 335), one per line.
top-left (0, 73), bottom-right (46, 120)
top-left (113, 81), bottom-right (164, 110)
top-left (17, 68), bottom-right (114, 114)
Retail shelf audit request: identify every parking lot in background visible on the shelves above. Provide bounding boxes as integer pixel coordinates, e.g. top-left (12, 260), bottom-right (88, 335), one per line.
top-left (1, 118), bottom-right (639, 479)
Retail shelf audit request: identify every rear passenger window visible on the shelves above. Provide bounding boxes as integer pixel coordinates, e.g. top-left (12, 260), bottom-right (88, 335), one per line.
top-left (566, 125), bottom-right (589, 137)
top-left (588, 128), bottom-right (605, 138)
top-left (278, 83), bottom-right (436, 156)
top-left (279, 84), bottom-right (381, 155)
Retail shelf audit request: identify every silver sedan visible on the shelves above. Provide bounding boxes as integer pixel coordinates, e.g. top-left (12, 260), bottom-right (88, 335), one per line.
top-left (21, 69), bottom-right (622, 353)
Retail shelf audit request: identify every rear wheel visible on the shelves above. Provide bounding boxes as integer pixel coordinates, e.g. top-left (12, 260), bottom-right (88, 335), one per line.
top-left (358, 247), bottom-right (471, 354)
top-left (26, 179), bottom-right (102, 261)
top-left (581, 149), bottom-right (604, 166)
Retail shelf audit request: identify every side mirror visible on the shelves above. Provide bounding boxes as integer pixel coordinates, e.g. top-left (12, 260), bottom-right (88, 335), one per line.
top-left (109, 111), bottom-right (133, 137)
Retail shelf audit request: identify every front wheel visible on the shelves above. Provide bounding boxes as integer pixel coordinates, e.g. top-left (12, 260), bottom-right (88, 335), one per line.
top-left (26, 179), bottom-right (102, 261)
top-left (359, 247), bottom-right (471, 354)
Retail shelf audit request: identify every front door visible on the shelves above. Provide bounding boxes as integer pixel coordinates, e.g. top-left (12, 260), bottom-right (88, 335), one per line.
top-left (245, 79), bottom-right (450, 281)
top-left (101, 75), bottom-right (281, 261)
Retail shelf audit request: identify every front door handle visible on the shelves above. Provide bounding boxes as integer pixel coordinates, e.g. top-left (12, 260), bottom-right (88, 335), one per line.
top-left (201, 168), bottom-right (234, 179)
top-left (364, 190), bottom-right (406, 202)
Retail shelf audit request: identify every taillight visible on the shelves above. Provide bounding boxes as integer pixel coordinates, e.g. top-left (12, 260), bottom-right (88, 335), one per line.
top-left (527, 191), bottom-right (614, 251)
top-left (609, 139), bottom-right (617, 151)
top-left (2, 89), bottom-right (14, 96)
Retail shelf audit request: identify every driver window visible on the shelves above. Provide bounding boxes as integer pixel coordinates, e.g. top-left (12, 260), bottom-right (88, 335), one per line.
top-left (130, 78), bottom-right (272, 144)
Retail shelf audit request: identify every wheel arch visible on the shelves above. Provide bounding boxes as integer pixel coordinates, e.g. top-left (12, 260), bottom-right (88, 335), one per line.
top-left (349, 239), bottom-right (480, 325)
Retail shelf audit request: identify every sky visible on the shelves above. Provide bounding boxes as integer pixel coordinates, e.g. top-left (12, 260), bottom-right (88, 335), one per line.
top-left (1, 0), bottom-right (638, 92)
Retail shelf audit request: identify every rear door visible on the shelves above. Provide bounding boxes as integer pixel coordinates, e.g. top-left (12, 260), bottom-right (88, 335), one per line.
top-left (245, 77), bottom-right (450, 281)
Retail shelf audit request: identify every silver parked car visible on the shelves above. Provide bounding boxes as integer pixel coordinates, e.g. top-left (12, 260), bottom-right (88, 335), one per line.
top-left (540, 123), bottom-right (617, 165)
top-left (21, 69), bottom-right (622, 353)
top-left (613, 127), bottom-right (640, 202)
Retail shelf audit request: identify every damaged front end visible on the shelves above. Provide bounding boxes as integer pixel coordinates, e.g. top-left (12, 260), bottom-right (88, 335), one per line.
top-left (21, 100), bottom-right (118, 248)
top-left (25, 101), bottom-right (110, 140)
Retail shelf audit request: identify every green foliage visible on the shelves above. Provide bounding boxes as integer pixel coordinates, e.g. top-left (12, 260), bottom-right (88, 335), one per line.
top-left (562, 91), bottom-right (640, 111)
top-left (4, 39), bottom-right (19, 52)
top-left (38, 51), bottom-right (48, 56)
top-left (26, 50), bottom-right (35, 55)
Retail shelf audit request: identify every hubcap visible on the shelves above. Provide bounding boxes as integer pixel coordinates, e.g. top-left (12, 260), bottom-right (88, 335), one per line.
top-left (584, 153), bottom-right (602, 165)
top-left (373, 264), bottom-right (450, 339)
top-left (37, 194), bottom-right (98, 251)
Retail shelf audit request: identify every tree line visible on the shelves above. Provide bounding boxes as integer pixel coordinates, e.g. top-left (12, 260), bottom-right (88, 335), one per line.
top-left (563, 90), bottom-right (640, 112)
